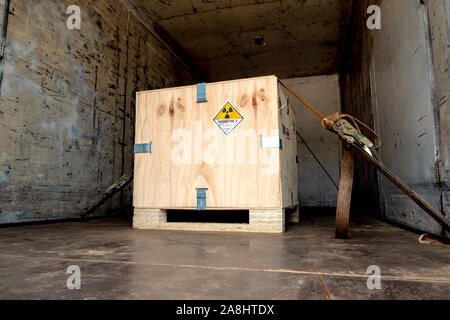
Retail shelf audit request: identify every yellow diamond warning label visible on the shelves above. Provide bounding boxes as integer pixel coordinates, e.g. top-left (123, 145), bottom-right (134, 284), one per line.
top-left (213, 101), bottom-right (244, 135)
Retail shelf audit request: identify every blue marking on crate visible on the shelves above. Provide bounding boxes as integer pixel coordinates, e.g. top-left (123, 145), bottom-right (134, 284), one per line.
top-left (197, 83), bottom-right (207, 103)
top-left (197, 188), bottom-right (207, 211)
top-left (134, 143), bottom-right (152, 154)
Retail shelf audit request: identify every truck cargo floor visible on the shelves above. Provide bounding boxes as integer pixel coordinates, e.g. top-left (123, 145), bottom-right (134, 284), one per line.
top-left (0, 212), bottom-right (448, 300)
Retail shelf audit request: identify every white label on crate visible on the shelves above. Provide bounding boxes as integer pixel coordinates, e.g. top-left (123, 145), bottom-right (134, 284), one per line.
top-left (260, 136), bottom-right (281, 149)
top-left (213, 101), bottom-right (244, 135)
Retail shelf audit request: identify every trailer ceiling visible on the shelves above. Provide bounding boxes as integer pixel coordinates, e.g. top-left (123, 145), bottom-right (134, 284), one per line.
top-left (136, 0), bottom-right (353, 81)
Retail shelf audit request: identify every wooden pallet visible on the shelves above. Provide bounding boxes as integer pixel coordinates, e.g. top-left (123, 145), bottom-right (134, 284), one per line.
top-left (133, 207), bottom-right (299, 233)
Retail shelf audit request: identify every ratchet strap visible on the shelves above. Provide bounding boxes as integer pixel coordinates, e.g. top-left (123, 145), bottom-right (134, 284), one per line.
top-left (322, 112), bottom-right (381, 151)
top-left (278, 78), bottom-right (450, 233)
top-left (278, 79), bottom-right (381, 151)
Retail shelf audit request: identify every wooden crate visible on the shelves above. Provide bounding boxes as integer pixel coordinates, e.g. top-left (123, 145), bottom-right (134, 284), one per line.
top-left (133, 75), bottom-right (299, 233)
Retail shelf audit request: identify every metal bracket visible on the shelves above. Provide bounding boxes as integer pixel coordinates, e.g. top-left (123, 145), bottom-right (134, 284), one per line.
top-left (197, 83), bottom-right (207, 103)
top-left (196, 188), bottom-right (207, 211)
top-left (334, 119), bottom-right (374, 156)
top-left (134, 143), bottom-right (152, 154)
top-left (260, 136), bottom-right (282, 150)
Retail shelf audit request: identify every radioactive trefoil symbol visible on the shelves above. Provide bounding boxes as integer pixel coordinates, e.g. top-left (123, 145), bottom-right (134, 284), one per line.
top-left (213, 101), bottom-right (244, 135)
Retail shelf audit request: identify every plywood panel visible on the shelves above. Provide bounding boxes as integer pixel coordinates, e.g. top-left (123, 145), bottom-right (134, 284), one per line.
top-left (134, 75), bottom-right (284, 209)
top-left (278, 85), bottom-right (299, 208)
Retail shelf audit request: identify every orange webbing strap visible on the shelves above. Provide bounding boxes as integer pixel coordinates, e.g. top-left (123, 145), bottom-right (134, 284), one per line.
top-left (278, 79), bottom-right (326, 120)
top-left (278, 79), bottom-right (382, 151)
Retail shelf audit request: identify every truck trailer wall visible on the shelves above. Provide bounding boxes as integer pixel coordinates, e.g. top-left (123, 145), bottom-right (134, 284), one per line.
top-left (341, 0), bottom-right (448, 237)
top-left (0, 0), bottom-right (197, 223)
top-left (427, 0), bottom-right (450, 224)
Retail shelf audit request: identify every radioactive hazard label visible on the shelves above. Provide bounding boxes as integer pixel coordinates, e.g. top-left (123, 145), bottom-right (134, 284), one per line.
top-left (213, 101), bottom-right (244, 135)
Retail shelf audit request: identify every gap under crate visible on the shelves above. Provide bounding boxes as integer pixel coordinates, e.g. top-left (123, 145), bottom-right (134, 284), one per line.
top-left (167, 210), bottom-right (250, 224)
